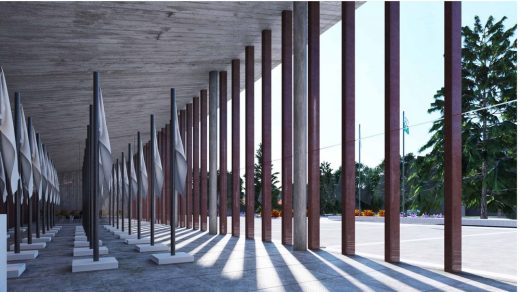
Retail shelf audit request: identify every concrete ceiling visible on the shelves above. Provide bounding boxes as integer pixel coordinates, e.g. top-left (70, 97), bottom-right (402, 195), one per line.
top-left (0, 1), bottom-right (362, 172)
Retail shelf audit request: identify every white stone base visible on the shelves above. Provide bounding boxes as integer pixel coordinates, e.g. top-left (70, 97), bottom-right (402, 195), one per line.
top-left (135, 243), bottom-right (169, 253)
top-left (10, 242), bottom-right (46, 250)
top-left (74, 240), bottom-right (102, 248)
top-left (150, 252), bottom-right (194, 265)
top-left (125, 237), bottom-right (150, 245)
top-left (75, 232), bottom-right (86, 237)
top-left (75, 235), bottom-right (87, 241)
top-left (7, 250), bottom-right (38, 261)
top-left (7, 263), bottom-right (25, 278)
top-left (38, 233), bottom-right (55, 238)
top-left (117, 233), bottom-right (136, 240)
top-left (23, 237), bottom-right (52, 243)
top-left (73, 246), bottom-right (109, 257)
top-left (7, 233), bottom-right (10, 239)
top-left (72, 257), bottom-right (118, 273)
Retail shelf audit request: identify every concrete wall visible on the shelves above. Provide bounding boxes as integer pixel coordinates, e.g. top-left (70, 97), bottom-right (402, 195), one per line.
top-left (58, 171), bottom-right (82, 212)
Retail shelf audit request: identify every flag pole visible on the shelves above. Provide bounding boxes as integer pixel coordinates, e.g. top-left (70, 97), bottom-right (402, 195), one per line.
top-left (116, 159), bottom-right (119, 230)
top-left (150, 114), bottom-right (155, 246)
top-left (121, 153), bottom-right (125, 233)
top-left (137, 131), bottom-right (142, 239)
top-left (127, 144), bottom-right (132, 235)
top-left (27, 118), bottom-right (33, 244)
top-left (14, 92), bottom-right (22, 254)
top-left (402, 110), bottom-right (405, 214)
top-left (170, 88), bottom-right (176, 255)
top-left (35, 133), bottom-right (41, 239)
top-left (358, 124), bottom-right (361, 211)
top-left (88, 106), bottom-right (94, 249)
top-left (92, 71), bottom-right (100, 262)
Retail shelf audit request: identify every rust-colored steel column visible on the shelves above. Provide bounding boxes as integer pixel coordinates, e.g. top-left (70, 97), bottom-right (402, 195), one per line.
top-left (162, 128), bottom-right (167, 224)
top-left (308, 2), bottom-right (320, 250)
top-left (281, 10), bottom-right (293, 246)
top-left (193, 96), bottom-right (200, 230)
top-left (262, 29), bottom-right (272, 242)
top-left (245, 46), bottom-right (255, 239)
top-left (444, 1), bottom-right (462, 273)
top-left (342, 1), bottom-right (356, 256)
top-left (219, 70), bottom-right (228, 235)
top-left (384, 1), bottom-right (400, 263)
top-left (179, 110), bottom-right (186, 227)
top-left (231, 59), bottom-right (240, 237)
top-left (186, 104), bottom-right (193, 229)
top-left (200, 90), bottom-right (208, 231)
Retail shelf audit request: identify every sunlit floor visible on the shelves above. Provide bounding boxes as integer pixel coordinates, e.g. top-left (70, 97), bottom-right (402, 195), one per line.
top-left (7, 218), bottom-right (516, 291)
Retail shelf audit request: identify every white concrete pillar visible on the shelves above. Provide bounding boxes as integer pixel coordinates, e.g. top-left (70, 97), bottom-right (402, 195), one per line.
top-left (209, 71), bottom-right (218, 235)
top-left (293, 1), bottom-right (308, 251)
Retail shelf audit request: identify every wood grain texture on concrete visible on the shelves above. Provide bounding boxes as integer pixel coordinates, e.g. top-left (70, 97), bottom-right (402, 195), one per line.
top-left (0, 1), bottom-right (363, 173)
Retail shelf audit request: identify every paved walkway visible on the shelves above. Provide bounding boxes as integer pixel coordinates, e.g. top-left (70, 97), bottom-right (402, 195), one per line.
top-left (7, 220), bottom-right (516, 291)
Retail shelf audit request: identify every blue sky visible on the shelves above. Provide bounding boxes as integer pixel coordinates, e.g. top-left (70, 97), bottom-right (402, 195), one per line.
top-left (229, 1), bottom-right (517, 175)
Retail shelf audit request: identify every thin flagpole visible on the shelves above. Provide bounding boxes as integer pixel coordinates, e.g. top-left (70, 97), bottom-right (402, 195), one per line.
top-left (170, 88), bottom-right (176, 255)
top-left (358, 124), bottom-right (361, 211)
top-left (402, 111), bottom-right (405, 214)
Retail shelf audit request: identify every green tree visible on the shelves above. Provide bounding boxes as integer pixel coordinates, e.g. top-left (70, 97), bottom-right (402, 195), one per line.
top-left (253, 143), bottom-right (281, 212)
top-left (320, 162), bottom-right (338, 214)
top-left (420, 16), bottom-right (517, 218)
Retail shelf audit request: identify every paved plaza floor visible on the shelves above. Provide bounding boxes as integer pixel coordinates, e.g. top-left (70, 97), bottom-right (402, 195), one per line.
top-left (7, 218), bottom-right (517, 291)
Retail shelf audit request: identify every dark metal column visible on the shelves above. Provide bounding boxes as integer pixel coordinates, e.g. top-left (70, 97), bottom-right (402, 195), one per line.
top-left (92, 72), bottom-right (100, 261)
top-left (128, 143), bottom-right (132, 235)
top-left (186, 104), bottom-right (193, 229)
top-left (444, 1), bottom-right (462, 273)
top-left (170, 88), bottom-right (177, 255)
top-left (150, 115), bottom-right (156, 245)
top-left (179, 110), bottom-right (186, 228)
top-left (281, 10), bottom-right (293, 246)
top-left (231, 59), bottom-right (240, 237)
top-left (245, 46), bottom-right (255, 239)
top-left (137, 131), bottom-right (142, 239)
top-left (121, 154), bottom-right (125, 232)
top-left (200, 90), bottom-right (208, 231)
top-left (262, 30), bottom-right (272, 242)
top-left (219, 71), bottom-right (228, 235)
top-left (384, 1), bottom-right (400, 263)
top-left (308, 2), bottom-right (320, 250)
top-left (193, 97), bottom-right (200, 230)
top-left (342, 1), bottom-right (356, 256)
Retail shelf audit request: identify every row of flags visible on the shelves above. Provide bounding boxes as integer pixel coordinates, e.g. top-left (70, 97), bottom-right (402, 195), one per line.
top-left (99, 87), bottom-right (186, 204)
top-left (0, 68), bottom-right (60, 205)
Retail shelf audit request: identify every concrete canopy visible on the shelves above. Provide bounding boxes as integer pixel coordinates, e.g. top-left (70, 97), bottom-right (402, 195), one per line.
top-left (0, 1), bottom-right (362, 172)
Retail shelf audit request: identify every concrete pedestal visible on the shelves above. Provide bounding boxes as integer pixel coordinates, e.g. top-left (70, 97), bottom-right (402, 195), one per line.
top-left (7, 263), bottom-right (25, 278)
top-left (125, 238), bottom-right (150, 245)
top-left (23, 237), bottom-right (52, 243)
top-left (117, 233), bottom-right (136, 240)
top-left (10, 242), bottom-right (46, 250)
top-left (72, 257), bottom-right (118, 273)
top-left (75, 235), bottom-right (87, 241)
top-left (74, 240), bottom-right (102, 248)
top-left (73, 246), bottom-right (109, 257)
top-left (150, 252), bottom-right (194, 265)
top-left (37, 233), bottom-right (54, 238)
top-left (135, 243), bottom-right (169, 253)
top-left (7, 250), bottom-right (38, 261)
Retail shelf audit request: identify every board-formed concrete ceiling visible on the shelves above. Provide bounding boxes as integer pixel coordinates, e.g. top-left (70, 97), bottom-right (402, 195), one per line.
top-left (0, 1), bottom-right (363, 172)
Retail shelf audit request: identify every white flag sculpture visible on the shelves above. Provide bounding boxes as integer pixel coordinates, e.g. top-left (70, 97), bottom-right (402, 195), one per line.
top-left (173, 102), bottom-right (187, 194)
top-left (151, 125), bottom-right (164, 198)
top-left (38, 140), bottom-right (46, 201)
top-left (30, 126), bottom-right (42, 199)
top-left (0, 154), bottom-right (6, 203)
top-left (129, 149), bottom-right (138, 198)
top-left (19, 105), bottom-right (33, 198)
top-left (122, 155), bottom-right (129, 198)
top-left (139, 138), bottom-right (148, 198)
top-left (0, 68), bottom-right (20, 199)
top-left (97, 89), bottom-right (112, 197)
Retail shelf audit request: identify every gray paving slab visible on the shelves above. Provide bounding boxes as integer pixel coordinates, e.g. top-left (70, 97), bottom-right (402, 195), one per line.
top-left (6, 219), bottom-right (516, 291)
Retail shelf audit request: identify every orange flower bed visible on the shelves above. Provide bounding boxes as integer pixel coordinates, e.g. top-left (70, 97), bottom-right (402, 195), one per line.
top-left (378, 210), bottom-right (385, 217)
top-left (362, 209), bottom-right (375, 216)
top-left (272, 209), bottom-right (282, 218)
top-left (354, 209), bottom-right (361, 216)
